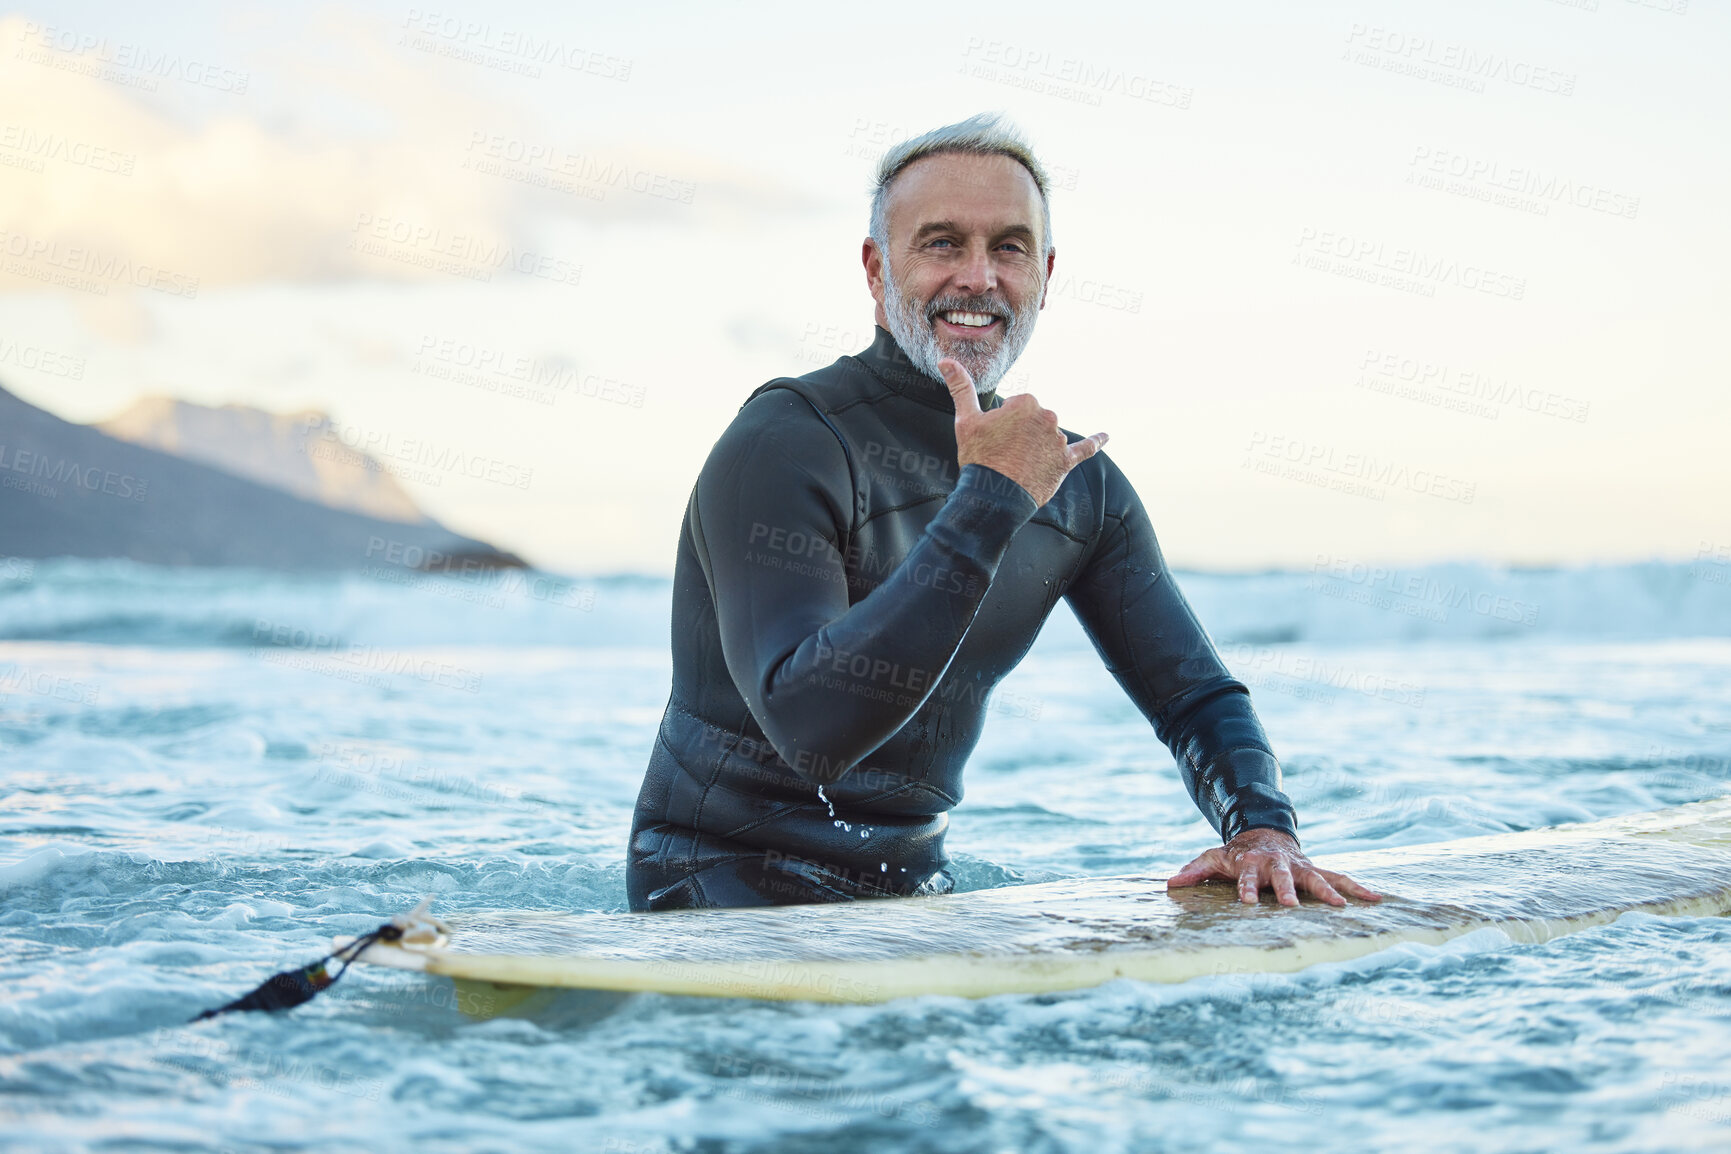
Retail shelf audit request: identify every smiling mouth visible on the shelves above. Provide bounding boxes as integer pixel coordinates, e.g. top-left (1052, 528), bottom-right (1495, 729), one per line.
top-left (934, 309), bottom-right (1003, 332)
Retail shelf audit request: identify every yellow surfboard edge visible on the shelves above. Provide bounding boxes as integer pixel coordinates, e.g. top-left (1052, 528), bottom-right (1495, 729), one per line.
top-left (342, 888), bottom-right (1731, 1006)
top-left (336, 796), bottom-right (1731, 1006)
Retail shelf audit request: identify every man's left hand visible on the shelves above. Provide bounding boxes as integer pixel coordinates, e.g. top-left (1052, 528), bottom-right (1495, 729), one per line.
top-left (1165, 828), bottom-right (1382, 907)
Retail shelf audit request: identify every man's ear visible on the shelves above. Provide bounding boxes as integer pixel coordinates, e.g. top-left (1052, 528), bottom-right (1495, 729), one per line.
top-left (863, 238), bottom-right (884, 298)
top-left (1040, 246), bottom-right (1056, 310)
top-left (864, 238), bottom-right (889, 327)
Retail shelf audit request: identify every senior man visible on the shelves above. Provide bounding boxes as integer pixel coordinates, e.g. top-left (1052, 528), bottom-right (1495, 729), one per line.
top-left (627, 113), bottom-right (1377, 912)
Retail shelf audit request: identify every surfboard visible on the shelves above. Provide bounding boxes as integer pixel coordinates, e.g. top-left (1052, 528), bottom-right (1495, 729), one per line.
top-left (340, 797), bottom-right (1731, 1006)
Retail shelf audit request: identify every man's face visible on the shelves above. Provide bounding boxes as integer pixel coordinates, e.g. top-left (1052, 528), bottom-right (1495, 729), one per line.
top-left (865, 152), bottom-right (1054, 394)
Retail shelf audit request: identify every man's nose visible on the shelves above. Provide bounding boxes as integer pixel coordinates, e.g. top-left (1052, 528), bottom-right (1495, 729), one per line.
top-left (952, 242), bottom-right (996, 294)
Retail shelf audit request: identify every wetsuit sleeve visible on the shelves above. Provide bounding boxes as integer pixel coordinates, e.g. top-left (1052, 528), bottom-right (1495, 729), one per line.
top-left (1063, 453), bottom-right (1298, 844)
top-left (692, 390), bottom-right (1037, 783)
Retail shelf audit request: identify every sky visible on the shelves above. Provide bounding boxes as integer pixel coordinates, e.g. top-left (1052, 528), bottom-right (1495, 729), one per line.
top-left (0, 0), bottom-right (1724, 575)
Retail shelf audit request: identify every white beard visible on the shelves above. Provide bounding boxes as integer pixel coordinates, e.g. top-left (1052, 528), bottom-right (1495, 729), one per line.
top-left (881, 261), bottom-right (1041, 396)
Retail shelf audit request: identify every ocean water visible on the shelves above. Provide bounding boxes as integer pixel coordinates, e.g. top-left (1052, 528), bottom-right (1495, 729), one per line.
top-left (3, 557), bottom-right (1731, 1154)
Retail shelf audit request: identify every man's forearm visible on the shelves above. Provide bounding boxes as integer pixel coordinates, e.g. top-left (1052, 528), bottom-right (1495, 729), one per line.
top-left (737, 463), bottom-right (1036, 782)
top-left (1062, 453), bottom-right (1298, 844)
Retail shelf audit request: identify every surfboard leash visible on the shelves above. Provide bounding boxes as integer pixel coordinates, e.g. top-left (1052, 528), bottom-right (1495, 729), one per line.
top-left (191, 898), bottom-right (445, 1022)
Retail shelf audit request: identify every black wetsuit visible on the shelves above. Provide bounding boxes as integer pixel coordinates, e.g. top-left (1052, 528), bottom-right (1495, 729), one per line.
top-left (626, 326), bottom-right (1296, 911)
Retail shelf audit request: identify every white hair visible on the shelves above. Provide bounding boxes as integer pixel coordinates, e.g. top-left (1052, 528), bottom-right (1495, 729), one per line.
top-left (868, 112), bottom-right (1053, 255)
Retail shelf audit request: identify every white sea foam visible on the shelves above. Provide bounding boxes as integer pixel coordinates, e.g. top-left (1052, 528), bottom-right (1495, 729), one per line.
top-left (1, 562), bottom-right (1729, 1151)
top-left (0, 558), bottom-right (1724, 650)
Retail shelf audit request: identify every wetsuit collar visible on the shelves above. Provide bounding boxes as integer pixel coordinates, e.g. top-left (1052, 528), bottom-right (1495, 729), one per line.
top-left (854, 325), bottom-right (1003, 414)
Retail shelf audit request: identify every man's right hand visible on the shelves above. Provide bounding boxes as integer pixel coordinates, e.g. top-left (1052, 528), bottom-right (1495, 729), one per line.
top-left (938, 358), bottom-right (1109, 508)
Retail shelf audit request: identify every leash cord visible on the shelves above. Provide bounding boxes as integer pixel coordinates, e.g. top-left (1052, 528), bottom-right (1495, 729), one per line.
top-left (190, 922), bottom-right (406, 1022)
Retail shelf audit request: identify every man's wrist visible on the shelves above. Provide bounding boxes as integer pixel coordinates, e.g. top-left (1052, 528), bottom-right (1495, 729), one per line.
top-left (1222, 798), bottom-right (1299, 847)
top-left (1228, 823), bottom-right (1301, 850)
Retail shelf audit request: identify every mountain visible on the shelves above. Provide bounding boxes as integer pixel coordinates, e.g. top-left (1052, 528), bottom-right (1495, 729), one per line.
top-left (0, 383), bottom-right (525, 570)
top-left (97, 397), bottom-right (429, 525)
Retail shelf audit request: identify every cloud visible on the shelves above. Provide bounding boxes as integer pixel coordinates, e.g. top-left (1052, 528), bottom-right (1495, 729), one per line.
top-left (0, 11), bottom-right (817, 299)
top-left (0, 13), bottom-right (516, 294)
